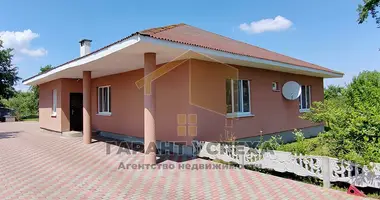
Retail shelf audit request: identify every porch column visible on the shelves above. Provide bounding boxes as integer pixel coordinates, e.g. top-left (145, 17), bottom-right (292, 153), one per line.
top-left (144, 53), bottom-right (157, 164)
top-left (83, 71), bottom-right (92, 144)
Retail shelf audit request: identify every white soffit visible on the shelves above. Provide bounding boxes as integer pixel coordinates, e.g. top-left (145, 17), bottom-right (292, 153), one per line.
top-left (23, 35), bottom-right (141, 85)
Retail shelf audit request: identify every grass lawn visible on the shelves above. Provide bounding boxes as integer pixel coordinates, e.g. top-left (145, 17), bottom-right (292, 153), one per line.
top-left (20, 115), bottom-right (39, 122)
top-left (277, 136), bottom-right (331, 156)
top-left (22, 117), bottom-right (39, 121)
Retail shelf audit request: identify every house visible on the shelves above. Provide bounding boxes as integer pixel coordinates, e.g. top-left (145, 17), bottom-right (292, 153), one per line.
top-left (23, 23), bottom-right (343, 164)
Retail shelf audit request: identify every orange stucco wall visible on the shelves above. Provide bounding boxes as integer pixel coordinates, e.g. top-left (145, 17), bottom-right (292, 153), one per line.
top-left (39, 79), bottom-right (62, 132)
top-left (188, 60), bottom-right (323, 142)
top-left (61, 79), bottom-right (82, 132)
top-left (39, 59), bottom-right (323, 144)
top-left (39, 79), bottom-right (82, 132)
top-left (89, 59), bottom-right (323, 144)
top-left (91, 69), bottom-right (144, 136)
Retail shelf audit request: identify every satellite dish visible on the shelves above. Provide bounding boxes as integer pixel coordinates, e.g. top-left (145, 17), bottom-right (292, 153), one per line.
top-left (282, 81), bottom-right (301, 100)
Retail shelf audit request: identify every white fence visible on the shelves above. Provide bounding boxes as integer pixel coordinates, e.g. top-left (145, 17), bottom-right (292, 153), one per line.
top-left (192, 141), bottom-right (380, 189)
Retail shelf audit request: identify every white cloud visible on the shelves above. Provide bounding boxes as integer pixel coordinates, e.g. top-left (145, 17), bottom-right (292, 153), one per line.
top-left (20, 48), bottom-right (48, 57)
top-left (239, 16), bottom-right (293, 34)
top-left (0, 29), bottom-right (47, 57)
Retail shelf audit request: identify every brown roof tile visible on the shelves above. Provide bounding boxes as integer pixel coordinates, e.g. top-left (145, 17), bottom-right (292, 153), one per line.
top-left (23, 23), bottom-right (342, 83)
top-left (139, 23), bottom-right (342, 75)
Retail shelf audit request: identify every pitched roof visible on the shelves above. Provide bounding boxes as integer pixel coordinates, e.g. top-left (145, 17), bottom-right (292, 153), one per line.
top-left (23, 23), bottom-right (342, 83)
top-left (139, 23), bottom-right (341, 75)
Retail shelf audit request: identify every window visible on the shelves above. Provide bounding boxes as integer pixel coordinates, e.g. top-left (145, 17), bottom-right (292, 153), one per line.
top-left (52, 89), bottom-right (57, 116)
top-left (299, 85), bottom-right (311, 111)
top-left (272, 82), bottom-right (279, 91)
top-left (98, 86), bottom-right (111, 114)
top-left (226, 79), bottom-right (251, 115)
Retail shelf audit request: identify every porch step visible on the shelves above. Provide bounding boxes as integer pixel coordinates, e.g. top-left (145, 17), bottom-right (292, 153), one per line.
top-left (61, 131), bottom-right (83, 138)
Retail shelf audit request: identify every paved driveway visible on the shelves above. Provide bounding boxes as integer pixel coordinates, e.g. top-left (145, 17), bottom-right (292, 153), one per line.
top-left (0, 122), bottom-right (365, 200)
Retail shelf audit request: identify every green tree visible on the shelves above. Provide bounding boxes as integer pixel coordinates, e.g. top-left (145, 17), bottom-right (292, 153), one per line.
top-left (302, 71), bottom-right (380, 166)
top-left (39, 65), bottom-right (53, 74)
top-left (0, 91), bottom-right (37, 120)
top-left (1, 64), bottom-right (53, 119)
top-left (324, 85), bottom-right (345, 100)
top-left (357, 0), bottom-right (380, 27)
top-left (0, 40), bottom-right (20, 99)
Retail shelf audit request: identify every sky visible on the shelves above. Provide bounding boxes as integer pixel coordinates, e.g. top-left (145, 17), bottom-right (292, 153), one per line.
top-left (0, 0), bottom-right (379, 91)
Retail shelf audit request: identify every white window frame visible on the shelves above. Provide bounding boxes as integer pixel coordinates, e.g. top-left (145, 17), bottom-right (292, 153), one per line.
top-left (52, 89), bottom-right (57, 117)
top-left (226, 79), bottom-right (253, 118)
top-left (299, 85), bottom-right (312, 112)
top-left (97, 85), bottom-right (111, 116)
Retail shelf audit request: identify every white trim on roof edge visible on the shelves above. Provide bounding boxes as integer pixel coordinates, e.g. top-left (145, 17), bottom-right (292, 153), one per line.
top-left (23, 35), bottom-right (141, 85)
top-left (139, 36), bottom-right (343, 78)
top-left (24, 33), bottom-right (342, 85)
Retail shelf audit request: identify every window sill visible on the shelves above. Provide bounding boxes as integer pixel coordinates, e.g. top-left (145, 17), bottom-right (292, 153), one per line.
top-left (299, 109), bottom-right (310, 113)
top-left (226, 113), bottom-right (255, 118)
top-left (97, 112), bottom-right (112, 116)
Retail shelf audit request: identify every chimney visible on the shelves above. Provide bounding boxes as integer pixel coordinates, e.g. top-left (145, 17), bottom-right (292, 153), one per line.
top-left (79, 39), bottom-right (92, 57)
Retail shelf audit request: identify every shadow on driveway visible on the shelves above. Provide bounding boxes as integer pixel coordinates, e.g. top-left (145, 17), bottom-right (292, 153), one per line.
top-left (0, 131), bottom-right (21, 139)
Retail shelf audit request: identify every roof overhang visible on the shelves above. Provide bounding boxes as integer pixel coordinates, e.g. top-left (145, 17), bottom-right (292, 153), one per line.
top-left (23, 34), bottom-right (343, 86)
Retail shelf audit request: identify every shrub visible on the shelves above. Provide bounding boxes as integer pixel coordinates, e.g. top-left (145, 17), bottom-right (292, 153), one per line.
top-left (302, 71), bottom-right (380, 166)
top-left (258, 135), bottom-right (282, 151)
top-left (277, 131), bottom-right (332, 157)
top-left (276, 129), bottom-right (308, 155)
top-left (0, 91), bottom-right (38, 120)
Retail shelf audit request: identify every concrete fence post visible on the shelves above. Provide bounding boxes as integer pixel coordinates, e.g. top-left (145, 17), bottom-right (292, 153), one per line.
top-left (238, 145), bottom-right (245, 168)
top-left (322, 156), bottom-right (331, 188)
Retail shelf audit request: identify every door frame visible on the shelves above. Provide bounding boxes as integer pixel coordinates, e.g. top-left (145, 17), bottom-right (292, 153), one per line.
top-left (69, 92), bottom-right (83, 131)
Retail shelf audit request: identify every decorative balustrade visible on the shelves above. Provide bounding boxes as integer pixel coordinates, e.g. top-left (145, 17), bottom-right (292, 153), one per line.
top-left (192, 140), bottom-right (380, 189)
